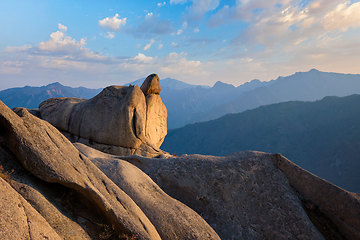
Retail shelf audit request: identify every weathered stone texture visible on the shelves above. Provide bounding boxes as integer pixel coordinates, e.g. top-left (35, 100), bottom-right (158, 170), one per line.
top-left (39, 74), bottom-right (167, 157)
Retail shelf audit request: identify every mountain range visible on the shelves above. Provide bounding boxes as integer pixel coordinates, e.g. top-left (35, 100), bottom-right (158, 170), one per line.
top-left (2, 69), bottom-right (360, 129)
top-left (189, 69), bottom-right (360, 125)
top-left (0, 82), bottom-right (102, 109)
top-left (127, 77), bottom-right (274, 128)
top-left (161, 94), bottom-right (360, 193)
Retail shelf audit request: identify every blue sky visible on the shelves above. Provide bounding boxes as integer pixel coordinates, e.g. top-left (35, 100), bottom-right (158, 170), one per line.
top-left (1, 0), bottom-right (360, 90)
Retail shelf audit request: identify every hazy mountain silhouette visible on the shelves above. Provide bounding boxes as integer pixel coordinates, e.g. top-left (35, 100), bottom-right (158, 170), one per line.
top-left (190, 69), bottom-right (360, 125)
top-left (1, 78), bottom-right (272, 129)
top-left (162, 94), bottom-right (360, 193)
top-left (127, 77), bottom-right (211, 90)
top-left (127, 77), bottom-right (273, 128)
top-left (159, 79), bottom-right (274, 128)
top-left (0, 82), bottom-right (102, 109)
top-left (3, 69), bottom-right (360, 129)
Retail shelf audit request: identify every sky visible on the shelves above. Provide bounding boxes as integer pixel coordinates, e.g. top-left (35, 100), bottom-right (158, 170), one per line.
top-left (1, 0), bottom-right (360, 90)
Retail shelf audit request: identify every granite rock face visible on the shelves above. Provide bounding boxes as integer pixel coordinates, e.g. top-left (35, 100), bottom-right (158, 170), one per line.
top-left (140, 73), bottom-right (161, 95)
top-left (79, 145), bottom-right (220, 240)
top-left (95, 151), bottom-right (360, 240)
top-left (1, 95), bottom-right (360, 239)
top-left (0, 101), bottom-right (161, 240)
top-left (98, 151), bottom-right (325, 240)
top-left (0, 177), bottom-right (62, 240)
top-left (272, 154), bottom-right (360, 240)
top-left (39, 74), bottom-right (167, 157)
top-left (0, 100), bottom-right (219, 239)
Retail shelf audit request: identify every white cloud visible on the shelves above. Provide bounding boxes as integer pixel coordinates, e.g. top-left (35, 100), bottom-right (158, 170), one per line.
top-left (171, 0), bottom-right (220, 22)
top-left (2, 25), bottom-right (113, 73)
top-left (159, 52), bottom-right (206, 77)
top-left (99, 14), bottom-right (127, 31)
top-left (1, 24), bottom-right (214, 89)
top-left (58, 23), bottom-right (67, 32)
top-left (145, 12), bottom-right (154, 20)
top-left (144, 39), bottom-right (155, 50)
top-left (194, 27), bottom-right (200, 32)
top-left (323, 1), bottom-right (360, 31)
top-left (104, 32), bottom-right (115, 39)
top-left (128, 12), bottom-right (174, 38)
top-left (177, 21), bottom-right (188, 35)
top-left (158, 2), bottom-right (166, 7)
top-left (4, 44), bottom-right (32, 53)
top-left (132, 53), bottom-right (154, 63)
top-left (38, 25), bottom-right (86, 53)
top-left (172, 42), bottom-right (178, 47)
top-left (206, 0), bottom-right (359, 53)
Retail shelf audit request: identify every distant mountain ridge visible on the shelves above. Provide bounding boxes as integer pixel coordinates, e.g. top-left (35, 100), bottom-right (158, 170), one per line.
top-left (160, 78), bottom-right (274, 128)
top-left (190, 69), bottom-right (360, 124)
top-left (0, 77), bottom-right (273, 129)
top-left (162, 94), bottom-right (360, 193)
top-left (127, 77), bottom-right (211, 90)
top-left (2, 69), bottom-right (360, 129)
top-left (0, 82), bottom-right (102, 109)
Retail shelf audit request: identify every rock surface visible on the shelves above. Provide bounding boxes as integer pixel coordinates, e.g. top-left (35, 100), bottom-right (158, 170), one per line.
top-left (78, 146), bottom-right (326, 240)
top-left (39, 74), bottom-right (167, 157)
top-left (272, 154), bottom-right (360, 240)
top-left (140, 74), bottom-right (161, 95)
top-left (2, 96), bottom-right (360, 239)
top-left (105, 151), bottom-right (359, 240)
top-left (76, 144), bottom-right (220, 240)
top-left (145, 94), bottom-right (167, 148)
top-left (0, 101), bottom-right (161, 240)
top-left (0, 100), bottom-right (219, 239)
top-left (0, 177), bottom-right (62, 240)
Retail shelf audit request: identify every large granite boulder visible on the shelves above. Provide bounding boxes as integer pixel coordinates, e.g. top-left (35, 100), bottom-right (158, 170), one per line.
top-left (0, 101), bottom-right (219, 239)
top-left (0, 101), bottom-right (161, 239)
top-left (39, 74), bottom-right (167, 157)
top-left (2, 98), bottom-right (360, 239)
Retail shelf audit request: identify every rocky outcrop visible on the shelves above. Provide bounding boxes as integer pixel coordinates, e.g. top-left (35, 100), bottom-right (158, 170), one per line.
top-left (76, 144), bottom-right (220, 240)
top-left (80, 149), bottom-right (359, 240)
top-left (39, 74), bottom-right (167, 157)
top-left (86, 150), bottom-right (324, 240)
top-left (1, 98), bottom-right (360, 239)
top-left (0, 101), bottom-right (219, 239)
top-left (0, 101), bottom-right (161, 239)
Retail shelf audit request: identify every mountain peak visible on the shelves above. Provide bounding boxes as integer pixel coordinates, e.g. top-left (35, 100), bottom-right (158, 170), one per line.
top-left (46, 82), bottom-right (63, 87)
top-left (213, 81), bottom-right (235, 89)
top-left (309, 68), bottom-right (320, 73)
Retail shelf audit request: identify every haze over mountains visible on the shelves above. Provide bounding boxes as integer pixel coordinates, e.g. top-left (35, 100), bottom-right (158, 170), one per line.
top-left (189, 69), bottom-right (360, 125)
top-left (0, 75), bottom-right (273, 129)
top-left (2, 69), bottom-right (360, 129)
top-left (162, 94), bottom-right (360, 193)
top-left (0, 82), bottom-right (102, 109)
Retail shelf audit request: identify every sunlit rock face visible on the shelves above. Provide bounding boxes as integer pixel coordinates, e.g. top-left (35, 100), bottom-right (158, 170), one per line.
top-left (1, 98), bottom-right (360, 239)
top-left (39, 73), bottom-right (167, 157)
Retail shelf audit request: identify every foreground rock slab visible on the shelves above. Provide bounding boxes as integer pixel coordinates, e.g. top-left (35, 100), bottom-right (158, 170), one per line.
top-left (77, 145), bottom-right (328, 240)
top-left (272, 154), bottom-right (360, 240)
top-left (0, 177), bottom-right (62, 240)
top-left (75, 143), bottom-right (220, 240)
